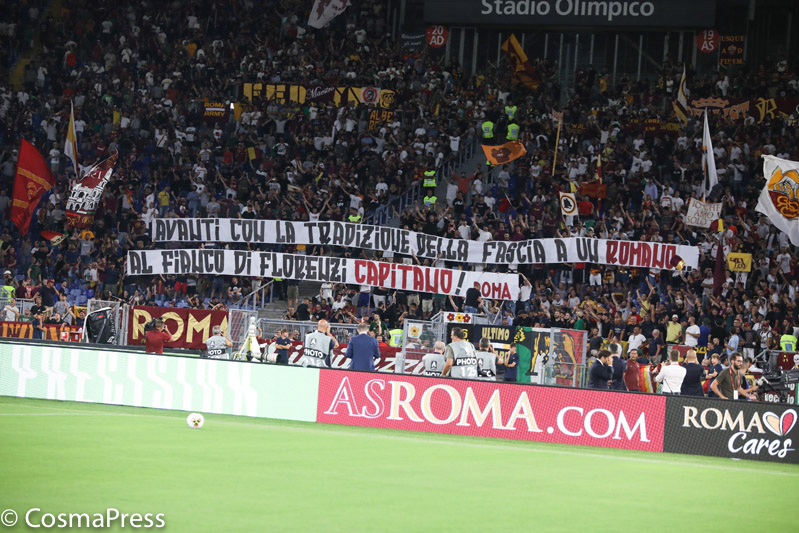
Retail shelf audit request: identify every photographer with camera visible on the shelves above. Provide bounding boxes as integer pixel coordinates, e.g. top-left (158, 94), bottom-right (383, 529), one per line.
top-left (144, 318), bottom-right (173, 355)
top-left (205, 325), bottom-right (233, 359)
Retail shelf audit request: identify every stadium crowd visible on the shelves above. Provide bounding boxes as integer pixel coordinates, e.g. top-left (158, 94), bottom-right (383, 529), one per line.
top-left (0, 0), bottom-right (797, 378)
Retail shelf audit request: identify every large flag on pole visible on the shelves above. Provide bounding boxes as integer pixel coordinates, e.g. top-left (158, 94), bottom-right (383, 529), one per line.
top-left (500, 34), bottom-right (540, 90)
top-left (65, 101), bottom-right (79, 177)
top-left (702, 110), bottom-right (718, 200)
top-left (481, 140), bottom-right (527, 166)
top-left (10, 139), bottom-right (55, 235)
top-left (673, 65), bottom-right (689, 125)
top-left (757, 155), bottom-right (799, 246)
top-left (66, 151), bottom-right (118, 228)
top-left (308, 0), bottom-right (349, 29)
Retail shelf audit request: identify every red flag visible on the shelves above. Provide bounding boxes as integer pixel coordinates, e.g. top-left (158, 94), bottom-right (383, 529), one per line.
top-left (500, 34), bottom-right (540, 90)
top-left (40, 230), bottom-right (66, 246)
top-left (10, 139), bottom-right (55, 235)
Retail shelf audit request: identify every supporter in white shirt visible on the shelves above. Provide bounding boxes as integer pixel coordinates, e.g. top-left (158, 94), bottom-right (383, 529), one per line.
top-left (655, 352), bottom-right (687, 394)
top-left (685, 316), bottom-right (701, 348)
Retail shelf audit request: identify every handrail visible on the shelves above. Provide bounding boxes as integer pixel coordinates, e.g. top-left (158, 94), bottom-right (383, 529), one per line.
top-left (365, 135), bottom-right (479, 226)
top-left (230, 280), bottom-right (274, 310)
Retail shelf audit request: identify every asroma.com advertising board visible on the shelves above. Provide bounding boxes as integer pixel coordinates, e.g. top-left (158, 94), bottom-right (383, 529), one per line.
top-left (317, 370), bottom-right (666, 452)
top-left (664, 397), bottom-right (799, 464)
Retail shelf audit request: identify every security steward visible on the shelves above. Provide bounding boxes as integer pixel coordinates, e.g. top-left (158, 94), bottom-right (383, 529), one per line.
top-left (781, 328), bottom-right (798, 352)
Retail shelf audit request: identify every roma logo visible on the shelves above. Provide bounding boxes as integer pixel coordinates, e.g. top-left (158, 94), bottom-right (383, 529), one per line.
top-left (766, 167), bottom-right (799, 220)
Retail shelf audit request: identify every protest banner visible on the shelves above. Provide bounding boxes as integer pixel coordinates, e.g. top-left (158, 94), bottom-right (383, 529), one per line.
top-left (126, 250), bottom-right (520, 301)
top-left (685, 198), bottom-right (722, 228)
top-left (150, 219), bottom-right (700, 270)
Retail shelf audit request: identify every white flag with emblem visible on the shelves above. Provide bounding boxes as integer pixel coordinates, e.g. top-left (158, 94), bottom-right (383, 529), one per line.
top-left (559, 192), bottom-right (577, 217)
top-left (308, 0), bottom-right (349, 29)
top-left (757, 155), bottom-right (799, 247)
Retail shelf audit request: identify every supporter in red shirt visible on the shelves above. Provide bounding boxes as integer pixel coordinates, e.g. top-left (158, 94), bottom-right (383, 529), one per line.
top-left (144, 319), bottom-right (173, 354)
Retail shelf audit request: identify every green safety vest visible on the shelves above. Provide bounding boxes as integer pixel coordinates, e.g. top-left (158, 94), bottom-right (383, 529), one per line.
top-left (505, 105), bottom-right (517, 120)
top-left (348, 214), bottom-right (362, 223)
top-left (423, 170), bottom-right (436, 188)
top-left (481, 121), bottom-right (494, 139)
top-left (506, 123), bottom-right (520, 140)
top-left (388, 329), bottom-right (403, 347)
top-left (0, 284), bottom-right (14, 299)
top-left (423, 195), bottom-right (437, 207)
top-left (781, 334), bottom-right (798, 352)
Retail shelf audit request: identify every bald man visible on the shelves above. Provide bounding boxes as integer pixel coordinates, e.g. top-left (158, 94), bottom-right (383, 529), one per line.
top-left (300, 319), bottom-right (339, 368)
top-left (421, 341), bottom-right (446, 376)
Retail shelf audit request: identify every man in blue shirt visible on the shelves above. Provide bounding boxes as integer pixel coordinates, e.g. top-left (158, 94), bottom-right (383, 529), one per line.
top-left (503, 342), bottom-right (519, 382)
top-left (274, 328), bottom-right (292, 365)
top-left (345, 322), bottom-right (381, 371)
top-left (725, 327), bottom-right (740, 358)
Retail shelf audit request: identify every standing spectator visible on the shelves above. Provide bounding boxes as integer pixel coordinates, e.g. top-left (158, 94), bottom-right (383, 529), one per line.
top-left (627, 325), bottom-right (646, 356)
top-left (680, 350), bottom-right (706, 397)
top-left (32, 311), bottom-right (45, 340)
top-left (274, 329), bottom-right (292, 365)
top-left (588, 349), bottom-right (612, 390)
top-left (725, 327), bottom-right (741, 358)
top-left (624, 350), bottom-right (641, 392)
top-left (503, 342), bottom-right (519, 382)
top-left (345, 322), bottom-right (381, 371)
top-left (648, 329), bottom-right (665, 363)
top-left (610, 343), bottom-right (627, 391)
top-left (666, 314), bottom-right (683, 347)
top-left (685, 316), bottom-right (701, 348)
top-left (2, 298), bottom-right (19, 321)
top-left (655, 350), bottom-right (686, 395)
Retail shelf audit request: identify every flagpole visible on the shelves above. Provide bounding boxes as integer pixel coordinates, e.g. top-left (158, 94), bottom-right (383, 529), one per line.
top-left (552, 113), bottom-right (563, 176)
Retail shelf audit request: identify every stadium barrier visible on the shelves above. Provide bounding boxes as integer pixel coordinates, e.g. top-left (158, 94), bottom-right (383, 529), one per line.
top-left (1, 340), bottom-right (796, 464)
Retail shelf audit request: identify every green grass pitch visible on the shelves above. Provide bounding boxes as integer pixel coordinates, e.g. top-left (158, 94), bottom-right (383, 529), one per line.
top-left (0, 396), bottom-right (796, 532)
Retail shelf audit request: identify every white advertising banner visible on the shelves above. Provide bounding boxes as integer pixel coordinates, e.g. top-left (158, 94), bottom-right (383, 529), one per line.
top-left (150, 219), bottom-right (699, 270)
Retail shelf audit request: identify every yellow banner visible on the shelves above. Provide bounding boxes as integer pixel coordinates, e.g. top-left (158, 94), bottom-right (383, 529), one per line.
top-left (727, 252), bottom-right (752, 272)
top-left (243, 84), bottom-right (395, 109)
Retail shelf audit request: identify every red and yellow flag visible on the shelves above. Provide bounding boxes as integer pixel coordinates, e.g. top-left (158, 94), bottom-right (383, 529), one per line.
top-left (482, 140), bottom-right (527, 166)
top-left (500, 34), bottom-right (540, 91)
top-left (10, 139), bottom-right (55, 235)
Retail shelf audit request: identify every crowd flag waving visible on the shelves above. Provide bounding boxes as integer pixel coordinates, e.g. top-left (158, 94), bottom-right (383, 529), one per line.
top-left (65, 152), bottom-right (118, 228)
top-left (308, 0), bottom-right (349, 29)
top-left (10, 139), bottom-right (55, 235)
top-left (64, 101), bottom-right (79, 177)
top-left (673, 65), bottom-right (689, 125)
top-left (701, 110), bottom-right (719, 200)
top-left (757, 155), bottom-right (799, 246)
top-left (500, 34), bottom-right (540, 91)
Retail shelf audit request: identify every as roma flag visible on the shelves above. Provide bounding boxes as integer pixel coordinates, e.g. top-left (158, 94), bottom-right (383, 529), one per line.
top-left (500, 34), bottom-right (540, 90)
top-left (10, 139), bottom-right (55, 235)
top-left (482, 140), bottom-right (527, 166)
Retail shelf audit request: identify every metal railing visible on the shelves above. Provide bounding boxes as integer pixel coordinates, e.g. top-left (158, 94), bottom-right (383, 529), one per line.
top-left (257, 318), bottom-right (359, 344)
top-left (365, 135), bottom-right (479, 226)
top-left (230, 280), bottom-right (274, 310)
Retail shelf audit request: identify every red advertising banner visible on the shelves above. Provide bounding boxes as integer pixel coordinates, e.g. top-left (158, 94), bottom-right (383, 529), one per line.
top-left (127, 306), bottom-right (228, 350)
top-left (317, 370), bottom-right (666, 452)
top-left (0, 321), bottom-right (83, 342)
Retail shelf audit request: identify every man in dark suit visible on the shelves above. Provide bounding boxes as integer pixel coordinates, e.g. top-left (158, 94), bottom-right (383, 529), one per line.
top-left (680, 349), bottom-right (706, 396)
top-left (588, 349), bottom-right (613, 390)
top-left (610, 343), bottom-right (627, 391)
top-left (345, 322), bottom-right (381, 371)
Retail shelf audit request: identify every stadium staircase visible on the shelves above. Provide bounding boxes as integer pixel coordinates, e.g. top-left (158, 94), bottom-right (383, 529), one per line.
top-left (8, 0), bottom-right (62, 89)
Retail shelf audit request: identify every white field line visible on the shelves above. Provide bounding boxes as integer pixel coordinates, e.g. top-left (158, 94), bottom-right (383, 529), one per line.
top-left (2, 401), bottom-right (798, 477)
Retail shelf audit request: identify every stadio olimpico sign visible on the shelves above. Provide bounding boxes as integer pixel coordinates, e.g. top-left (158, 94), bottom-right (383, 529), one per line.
top-left (424, 0), bottom-right (716, 27)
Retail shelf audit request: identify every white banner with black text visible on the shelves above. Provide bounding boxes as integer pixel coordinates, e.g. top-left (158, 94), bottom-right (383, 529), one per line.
top-left (150, 219), bottom-right (700, 270)
top-left (126, 250), bottom-right (520, 300)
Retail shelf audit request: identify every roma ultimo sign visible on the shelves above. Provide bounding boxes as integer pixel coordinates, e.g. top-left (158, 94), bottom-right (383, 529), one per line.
top-left (423, 0), bottom-right (716, 27)
top-left (150, 218), bottom-right (700, 270)
top-left (127, 250), bottom-right (519, 300)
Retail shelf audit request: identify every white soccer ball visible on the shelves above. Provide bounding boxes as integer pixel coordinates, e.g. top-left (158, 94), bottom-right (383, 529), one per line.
top-left (186, 412), bottom-right (205, 429)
